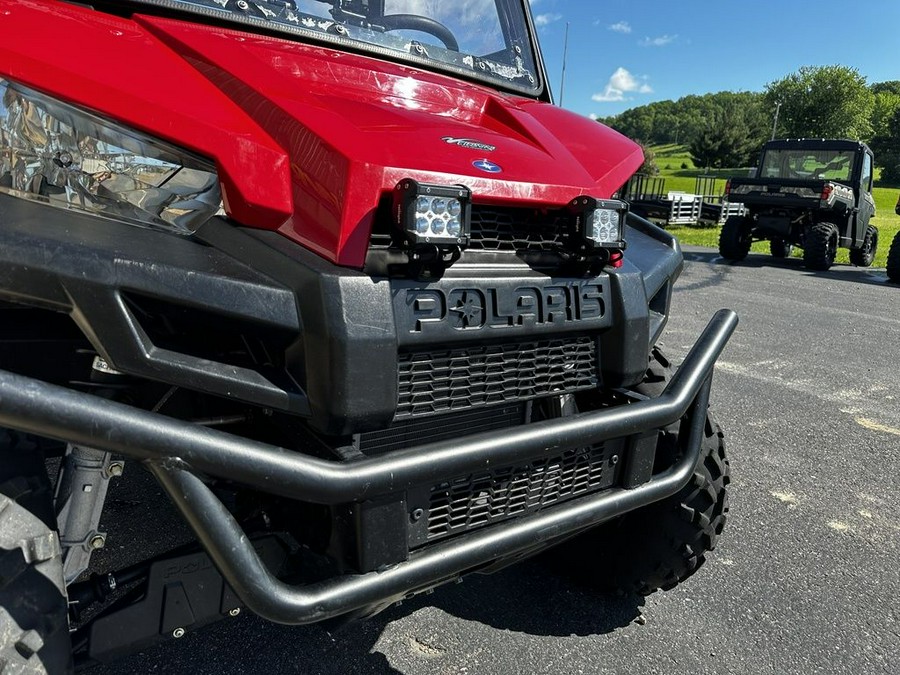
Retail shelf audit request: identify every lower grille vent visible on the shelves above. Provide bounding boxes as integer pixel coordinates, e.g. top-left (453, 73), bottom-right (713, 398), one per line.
top-left (409, 442), bottom-right (621, 546)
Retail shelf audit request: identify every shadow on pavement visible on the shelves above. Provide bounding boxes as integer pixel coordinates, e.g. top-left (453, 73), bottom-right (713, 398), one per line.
top-left (89, 554), bottom-right (642, 675)
top-left (681, 247), bottom-right (894, 289)
top-left (423, 556), bottom-right (644, 637)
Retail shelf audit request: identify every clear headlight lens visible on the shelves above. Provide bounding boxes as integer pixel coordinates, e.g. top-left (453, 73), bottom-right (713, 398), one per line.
top-left (590, 208), bottom-right (621, 244)
top-left (0, 78), bottom-right (222, 234)
top-left (394, 180), bottom-right (472, 246)
top-left (414, 195), bottom-right (463, 239)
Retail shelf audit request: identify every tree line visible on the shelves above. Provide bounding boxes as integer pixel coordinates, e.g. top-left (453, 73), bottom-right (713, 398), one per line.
top-left (596, 65), bottom-right (900, 183)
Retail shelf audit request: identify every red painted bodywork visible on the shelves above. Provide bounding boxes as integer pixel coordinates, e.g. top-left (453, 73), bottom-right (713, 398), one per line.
top-left (0, 0), bottom-right (643, 267)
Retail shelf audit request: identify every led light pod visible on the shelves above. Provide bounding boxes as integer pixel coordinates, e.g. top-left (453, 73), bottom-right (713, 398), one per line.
top-left (568, 196), bottom-right (628, 250)
top-left (394, 179), bottom-right (472, 246)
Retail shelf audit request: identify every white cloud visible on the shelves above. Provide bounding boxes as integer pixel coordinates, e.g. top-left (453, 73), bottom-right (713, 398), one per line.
top-left (534, 13), bottom-right (562, 27)
top-left (608, 21), bottom-right (631, 34)
top-left (639, 34), bottom-right (677, 47)
top-left (591, 67), bottom-right (653, 102)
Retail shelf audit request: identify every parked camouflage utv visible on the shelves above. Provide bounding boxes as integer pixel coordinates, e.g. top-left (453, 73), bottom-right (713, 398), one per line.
top-left (0, 0), bottom-right (737, 671)
top-left (720, 138), bottom-right (877, 271)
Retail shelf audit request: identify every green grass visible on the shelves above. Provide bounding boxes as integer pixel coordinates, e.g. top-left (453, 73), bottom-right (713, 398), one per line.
top-left (650, 145), bottom-right (900, 268)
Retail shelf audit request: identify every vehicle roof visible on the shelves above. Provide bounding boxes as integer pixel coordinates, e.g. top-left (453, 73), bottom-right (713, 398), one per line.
top-left (763, 138), bottom-right (872, 154)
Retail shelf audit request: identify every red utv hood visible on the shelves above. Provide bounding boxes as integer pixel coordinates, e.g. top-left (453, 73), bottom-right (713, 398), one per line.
top-left (0, 2), bottom-right (643, 267)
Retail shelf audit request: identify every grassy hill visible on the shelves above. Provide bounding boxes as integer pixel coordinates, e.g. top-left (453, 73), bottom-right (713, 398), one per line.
top-left (649, 145), bottom-right (900, 268)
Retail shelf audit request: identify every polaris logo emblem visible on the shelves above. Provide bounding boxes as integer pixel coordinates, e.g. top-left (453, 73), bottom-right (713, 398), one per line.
top-left (407, 284), bottom-right (605, 333)
top-left (442, 136), bottom-right (496, 152)
top-left (473, 159), bottom-right (502, 173)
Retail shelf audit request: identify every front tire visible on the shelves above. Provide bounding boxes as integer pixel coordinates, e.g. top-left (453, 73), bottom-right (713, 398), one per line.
top-left (0, 432), bottom-right (72, 674)
top-left (718, 216), bottom-right (752, 261)
top-left (849, 225), bottom-right (878, 267)
top-left (562, 349), bottom-right (730, 596)
top-left (887, 231), bottom-right (900, 283)
top-left (803, 222), bottom-right (838, 271)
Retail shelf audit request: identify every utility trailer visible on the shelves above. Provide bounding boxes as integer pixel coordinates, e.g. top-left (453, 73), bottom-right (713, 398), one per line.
top-left (622, 174), bottom-right (703, 225)
top-left (695, 176), bottom-right (745, 225)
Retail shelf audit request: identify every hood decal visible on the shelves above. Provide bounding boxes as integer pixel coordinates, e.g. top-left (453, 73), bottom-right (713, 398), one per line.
top-left (442, 136), bottom-right (496, 152)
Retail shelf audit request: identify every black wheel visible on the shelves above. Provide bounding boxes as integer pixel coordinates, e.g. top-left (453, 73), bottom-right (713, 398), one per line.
top-left (803, 221), bottom-right (838, 271)
top-left (849, 225), bottom-right (878, 267)
top-left (560, 349), bottom-right (730, 596)
top-left (769, 238), bottom-right (794, 259)
top-left (381, 14), bottom-right (459, 50)
top-left (0, 431), bottom-right (72, 674)
top-left (718, 216), bottom-right (752, 261)
top-left (887, 231), bottom-right (900, 283)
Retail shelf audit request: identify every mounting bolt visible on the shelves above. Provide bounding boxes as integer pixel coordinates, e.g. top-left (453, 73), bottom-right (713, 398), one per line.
top-left (410, 508), bottom-right (424, 523)
top-left (610, 454), bottom-right (620, 465)
top-left (172, 628), bottom-right (185, 639)
top-left (106, 462), bottom-right (124, 478)
top-left (229, 608), bottom-right (241, 617)
top-left (236, 0), bottom-right (249, 9)
top-left (89, 534), bottom-right (106, 550)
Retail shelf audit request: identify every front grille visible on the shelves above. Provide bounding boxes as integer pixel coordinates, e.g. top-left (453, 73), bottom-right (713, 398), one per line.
top-left (357, 404), bottom-right (526, 455)
top-left (368, 206), bottom-right (572, 254)
top-left (396, 337), bottom-right (598, 418)
top-left (413, 443), bottom-right (620, 544)
top-left (468, 207), bottom-right (571, 252)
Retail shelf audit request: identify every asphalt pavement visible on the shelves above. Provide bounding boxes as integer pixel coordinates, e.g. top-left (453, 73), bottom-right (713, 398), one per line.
top-left (92, 246), bottom-right (900, 675)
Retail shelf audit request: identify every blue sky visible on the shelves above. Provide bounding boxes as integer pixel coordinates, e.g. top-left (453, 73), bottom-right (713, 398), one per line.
top-left (530, 0), bottom-right (900, 119)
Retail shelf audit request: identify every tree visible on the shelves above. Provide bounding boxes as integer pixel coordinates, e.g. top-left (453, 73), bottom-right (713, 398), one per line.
top-left (764, 65), bottom-right (875, 140)
top-left (872, 92), bottom-right (900, 138)
top-left (871, 107), bottom-right (900, 184)
top-left (637, 142), bottom-right (659, 175)
top-left (871, 80), bottom-right (900, 96)
top-left (598, 91), bottom-right (768, 149)
top-left (688, 101), bottom-right (765, 169)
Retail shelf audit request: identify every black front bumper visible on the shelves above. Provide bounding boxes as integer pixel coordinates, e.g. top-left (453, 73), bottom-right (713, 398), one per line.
top-left (0, 193), bottom-right (683, 435)
top-left (0, 309), bottom-right (737, 624)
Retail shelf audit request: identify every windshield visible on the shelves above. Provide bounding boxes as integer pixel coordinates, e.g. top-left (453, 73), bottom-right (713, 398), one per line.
top-left (138, 0), bottom-right (541, 95)
top-left (759, 149), bottom-right (856, 183)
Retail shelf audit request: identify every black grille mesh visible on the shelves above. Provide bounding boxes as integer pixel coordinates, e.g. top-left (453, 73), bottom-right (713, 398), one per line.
top-left (368, 206), bottom-right (571, 253)
top-left (396, 337), bottom-right (597, 418)
top-left (468, 207), bottom-right (570, 252)
top-left (426, 444), bottom-right (616, 541)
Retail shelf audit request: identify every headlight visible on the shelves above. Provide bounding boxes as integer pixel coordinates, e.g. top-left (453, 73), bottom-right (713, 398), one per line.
top-left (0, 78), bottom-right (222, 234)
top-left (394, 179), bottom-right (471, 246)
top-left (568, 196), bottom-right (628, 251)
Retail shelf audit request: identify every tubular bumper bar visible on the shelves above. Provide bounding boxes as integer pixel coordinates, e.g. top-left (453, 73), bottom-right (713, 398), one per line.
top-left (0, 310), bottom-right (737, 624)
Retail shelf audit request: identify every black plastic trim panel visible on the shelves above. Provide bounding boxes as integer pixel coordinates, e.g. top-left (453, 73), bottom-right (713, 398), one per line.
top-left (0, 193), bottom-right (308, 414)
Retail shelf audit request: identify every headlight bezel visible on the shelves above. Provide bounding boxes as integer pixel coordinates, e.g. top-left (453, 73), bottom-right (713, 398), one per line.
top-left (393, 179), bottom-right (472, 248)
top-left (567, 196), bottom-right (628, 252)
top-left (0, 77), bottom-right (223, 235)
